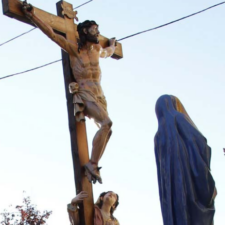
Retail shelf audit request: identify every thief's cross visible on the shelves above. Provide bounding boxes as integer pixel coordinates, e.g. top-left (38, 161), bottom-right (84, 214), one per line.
top-left (2, 1), bottom-right (123, 225)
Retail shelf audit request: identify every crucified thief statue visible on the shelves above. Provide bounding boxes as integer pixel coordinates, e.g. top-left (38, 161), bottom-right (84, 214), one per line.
top-left (22, 2), bottom-right (116, 184)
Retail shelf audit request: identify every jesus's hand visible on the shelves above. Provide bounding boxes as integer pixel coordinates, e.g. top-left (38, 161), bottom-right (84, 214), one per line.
top-left (22, 1), bottom-right (34, 19)
top-left (109, 38), bottom-right (117, 47)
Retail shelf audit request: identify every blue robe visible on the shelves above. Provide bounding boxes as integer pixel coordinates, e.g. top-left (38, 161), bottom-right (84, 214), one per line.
top-left (154, 95), bottom-right (215, 225)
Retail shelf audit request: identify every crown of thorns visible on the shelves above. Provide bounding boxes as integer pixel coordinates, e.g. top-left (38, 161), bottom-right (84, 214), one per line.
top-left (77, 20), bottom-right (98, 32)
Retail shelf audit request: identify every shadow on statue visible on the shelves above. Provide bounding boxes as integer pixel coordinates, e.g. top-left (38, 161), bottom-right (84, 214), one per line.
top-left (154, 95), bottom-right (217, 225)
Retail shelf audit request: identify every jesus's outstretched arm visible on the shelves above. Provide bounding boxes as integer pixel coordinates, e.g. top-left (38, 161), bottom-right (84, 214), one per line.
top-left (22, 2), bottom-right (78, 56)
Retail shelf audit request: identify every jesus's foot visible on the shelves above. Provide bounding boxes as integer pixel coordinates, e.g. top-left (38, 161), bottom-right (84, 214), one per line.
top-left (85, 169), bottom-right (97, 184)
top-left (84, 162), bottom-right (102, 184)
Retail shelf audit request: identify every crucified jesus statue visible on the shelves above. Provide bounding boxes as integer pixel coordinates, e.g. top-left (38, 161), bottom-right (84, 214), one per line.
top-left (22, 2), bottom-right (116, 184)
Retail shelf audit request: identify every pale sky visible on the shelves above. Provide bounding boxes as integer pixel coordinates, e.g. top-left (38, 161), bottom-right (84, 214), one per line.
top-left (0, 0), bottom-right (225, 224)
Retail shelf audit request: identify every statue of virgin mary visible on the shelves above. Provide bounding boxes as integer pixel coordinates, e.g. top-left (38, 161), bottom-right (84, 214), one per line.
top-left (154, 95), bottom-right (216, 225)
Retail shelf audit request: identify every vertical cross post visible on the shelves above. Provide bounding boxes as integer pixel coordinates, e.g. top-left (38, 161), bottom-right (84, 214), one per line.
top-left (56, 1), bottom-right (94, 225)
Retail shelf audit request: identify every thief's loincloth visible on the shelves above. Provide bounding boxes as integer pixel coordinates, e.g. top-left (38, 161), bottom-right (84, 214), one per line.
top-left (70, 84), bottom-right (108, 122)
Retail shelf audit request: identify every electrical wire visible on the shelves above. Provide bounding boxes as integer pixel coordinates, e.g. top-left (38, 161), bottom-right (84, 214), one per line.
top-left (0, 59), bottom-right (62, 80)
top-left (73, 0), bottom-right (93, 10)
top-left (118, 1), bottom-right (225, 41)
top-left (1, 1), bottom-right (225, 80)
top-left (0, 28), bottom-right (36, 47)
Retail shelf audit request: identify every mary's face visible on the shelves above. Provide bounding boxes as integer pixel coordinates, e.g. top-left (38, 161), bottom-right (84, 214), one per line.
top-left (103, 191), bottom-right (117, 206)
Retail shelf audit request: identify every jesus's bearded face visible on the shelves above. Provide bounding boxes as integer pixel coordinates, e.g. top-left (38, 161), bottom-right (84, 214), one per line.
top-left (85, 24), bottom-right (100, 44)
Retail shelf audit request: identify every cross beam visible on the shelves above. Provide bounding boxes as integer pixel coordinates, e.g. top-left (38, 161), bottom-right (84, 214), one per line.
top-left (2, 0), bottom-right (123, 59)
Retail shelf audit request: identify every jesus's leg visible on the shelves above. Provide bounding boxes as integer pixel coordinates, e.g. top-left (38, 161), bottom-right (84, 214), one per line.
top-left (99, 130), bottom-right (112, 160)
top-left (83, 101), bottom-right (112, 183)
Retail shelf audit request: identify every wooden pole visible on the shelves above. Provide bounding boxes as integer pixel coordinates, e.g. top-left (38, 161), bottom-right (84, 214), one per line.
top-left (56, 2), bottom-right (94, 225)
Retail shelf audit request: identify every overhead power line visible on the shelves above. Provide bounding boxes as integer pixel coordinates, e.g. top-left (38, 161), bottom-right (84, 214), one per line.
top-left (118, 1), bottom-right (225, 41)
top-left (73, 0), bottom-right (93, 10)
top-left (0, 28), bottom-right (36, 47)
top-left (1, 1), bottom-right (225, 80)
top-left (0, 59), bottom-right (62, 80)
top-left (1, 1), bottom-right (223, 47)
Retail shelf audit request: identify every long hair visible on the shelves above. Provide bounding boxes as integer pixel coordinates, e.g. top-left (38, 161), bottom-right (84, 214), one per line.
top-left (95, 191), bottom-right (119, 220)
top-left (77, 20), bottom-right (98, 52)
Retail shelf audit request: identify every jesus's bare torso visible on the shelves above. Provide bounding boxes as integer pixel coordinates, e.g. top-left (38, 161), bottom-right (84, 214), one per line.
top-left (70, 44), bottom-right (104, 98)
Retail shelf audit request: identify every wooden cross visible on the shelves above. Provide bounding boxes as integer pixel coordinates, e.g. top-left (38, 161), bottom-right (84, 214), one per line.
top-left (2, 1), bottom-right (123, 225)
